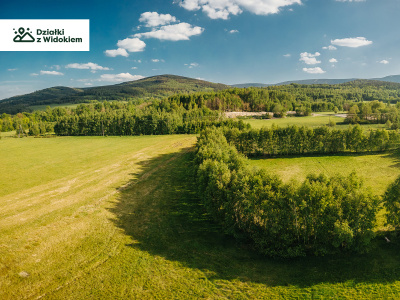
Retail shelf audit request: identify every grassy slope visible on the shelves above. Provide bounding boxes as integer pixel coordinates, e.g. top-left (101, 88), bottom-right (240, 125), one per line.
top-left (1, 136), bottom-right (400, 299)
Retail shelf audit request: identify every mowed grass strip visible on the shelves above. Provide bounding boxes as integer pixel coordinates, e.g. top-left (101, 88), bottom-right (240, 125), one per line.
top-left (1, 136), bottom-right (400, 299)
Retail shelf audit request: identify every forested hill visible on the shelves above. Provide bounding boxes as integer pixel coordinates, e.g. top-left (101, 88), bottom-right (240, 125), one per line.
top-left (0, 75), bottom-right (229, 114)
top-left (3, 75), bottom-right (400, 115)
top-left (234, 75), bottom-right (400, 88)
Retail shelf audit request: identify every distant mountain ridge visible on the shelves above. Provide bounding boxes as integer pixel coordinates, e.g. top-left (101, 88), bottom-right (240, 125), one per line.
top-left (0, 75), bottom-right (229, 114)
top-left (3, 74), bottom-right (400, 114)
top-left (232, 75), bottom-right (400, 88)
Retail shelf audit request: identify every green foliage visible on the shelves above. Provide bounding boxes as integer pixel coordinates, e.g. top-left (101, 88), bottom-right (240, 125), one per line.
top-left (383, 175), bottom-right (400, 228)
top-left (54, 105), bottom-right (249, 136)
top-left (195, 128), bottom-right (380, 257)
top-left (224, 125), bottom-right (400, 156)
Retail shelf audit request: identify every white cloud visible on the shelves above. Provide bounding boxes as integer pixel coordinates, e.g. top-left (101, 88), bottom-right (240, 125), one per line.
top-left (117, 37), bottom-right (146, 52)
top-left (185, 62), bottom-right (199, 68)
top-left (30, 73), bottom-right (39, 76)
top-left (303, 67), bottom-right (326, 74)
top-left (105, 48), bottom-right (129, 57)
top-left (329, 58), bottom-right (338, 63)
top-left (299, 52), bottom-right (321, 65)
top-left (7, 68), bottom-right (17, 71)
top-left (322, 45), bottom-right (337, 50)
top-left (177, 0), bottom-right (302, 20)
top-left (139, 12), bottom-right (177, 27)
top-left (66, 62), bottom-right (110, 70)
top-left (40, 70), bottom-right (64, 76)
top-left (229, 29), bottom-right (239, 34)
top-left (99, 73), bottom-right (144, 82)
top-left (379, 60), bottom-right (389, 64)
top-left (283, 54), bottom-right (291, 57)
top-left (84, 83), bottom-right (93, 86)
top-left (331, 37), bottom-right (372, 48)
top-left (135, 22), bottom-right (204, 41)
top-left (178, 0), bottom-right (201, 10)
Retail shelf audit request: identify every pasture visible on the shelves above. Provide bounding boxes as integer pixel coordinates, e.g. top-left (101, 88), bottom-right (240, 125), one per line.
top-left (1, 135), bottom-right (400, 299)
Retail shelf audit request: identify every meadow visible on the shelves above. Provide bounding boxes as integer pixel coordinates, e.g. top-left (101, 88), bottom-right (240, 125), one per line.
top-left (248, 152), bottom-right (400, 197)
top-left (245, 114), bottom-right (388, 131)
top-left (1, 134), bottom-right (400, 299)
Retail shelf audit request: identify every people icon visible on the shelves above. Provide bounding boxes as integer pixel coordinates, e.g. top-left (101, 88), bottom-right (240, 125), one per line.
top-left (13, 27), bottom-right (35, 42)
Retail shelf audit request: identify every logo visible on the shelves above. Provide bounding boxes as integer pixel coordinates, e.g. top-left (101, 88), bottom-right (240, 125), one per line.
top-left (13, 27), bottom-right (35, 42)
top-left (0, 20), bottom-right (90, 51)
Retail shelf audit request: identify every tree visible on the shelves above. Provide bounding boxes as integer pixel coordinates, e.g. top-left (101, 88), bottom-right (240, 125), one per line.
top-left (383, 176), bottom-right (400, 229)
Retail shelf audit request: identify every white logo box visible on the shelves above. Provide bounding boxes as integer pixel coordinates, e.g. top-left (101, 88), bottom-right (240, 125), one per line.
top-left (0, 19), bottom-right (89, 51)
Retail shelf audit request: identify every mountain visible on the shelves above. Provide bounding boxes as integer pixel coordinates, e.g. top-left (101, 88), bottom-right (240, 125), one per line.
top-left (4, 73), bottom-right (400, 114)
top-left (275, 78), bottom-right (357, 85)
top-left (373, 75), bottom-right (400, 83)
top-left (233, 75), bottom-right (400, 87)
top-left (0, 75), bottom-right (229, 114)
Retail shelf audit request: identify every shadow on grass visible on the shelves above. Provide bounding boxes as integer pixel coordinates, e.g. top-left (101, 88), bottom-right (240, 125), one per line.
top-left (109, 147), bottom-right (400, 288)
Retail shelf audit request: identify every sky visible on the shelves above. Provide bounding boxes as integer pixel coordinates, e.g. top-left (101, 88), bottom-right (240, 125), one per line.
top-left (0, 0), bottom-right (400, 99)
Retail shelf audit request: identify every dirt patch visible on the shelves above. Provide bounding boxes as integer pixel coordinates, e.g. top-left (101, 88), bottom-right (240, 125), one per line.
top-left (224, 112), bottom-right (272, 118)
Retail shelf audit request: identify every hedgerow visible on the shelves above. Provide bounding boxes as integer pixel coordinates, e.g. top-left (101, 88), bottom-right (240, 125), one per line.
top-left (195, 127), bottom-right (380, 257)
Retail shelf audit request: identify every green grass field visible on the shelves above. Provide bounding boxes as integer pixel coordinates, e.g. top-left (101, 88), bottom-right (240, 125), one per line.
top-left (1, 136), bottom-right (400, 299)
top-left (245, 114), bottom-right (388, 131)
top-left (248, 151), bottom-right (400, 196)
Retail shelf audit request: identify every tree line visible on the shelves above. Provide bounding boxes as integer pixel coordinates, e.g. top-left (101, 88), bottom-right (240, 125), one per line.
top-left (1, 100), bottom-right (250, 136)
top-left (223, 125), bottom-right (400, 156)
top-left (194, 127), bottom-right (380, 257)
top-left (54, 106), bottom-right (250, 136)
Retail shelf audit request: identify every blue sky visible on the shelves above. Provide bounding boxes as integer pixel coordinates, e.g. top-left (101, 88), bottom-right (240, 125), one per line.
top-left (1, 0), bottom-right (399, 99)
